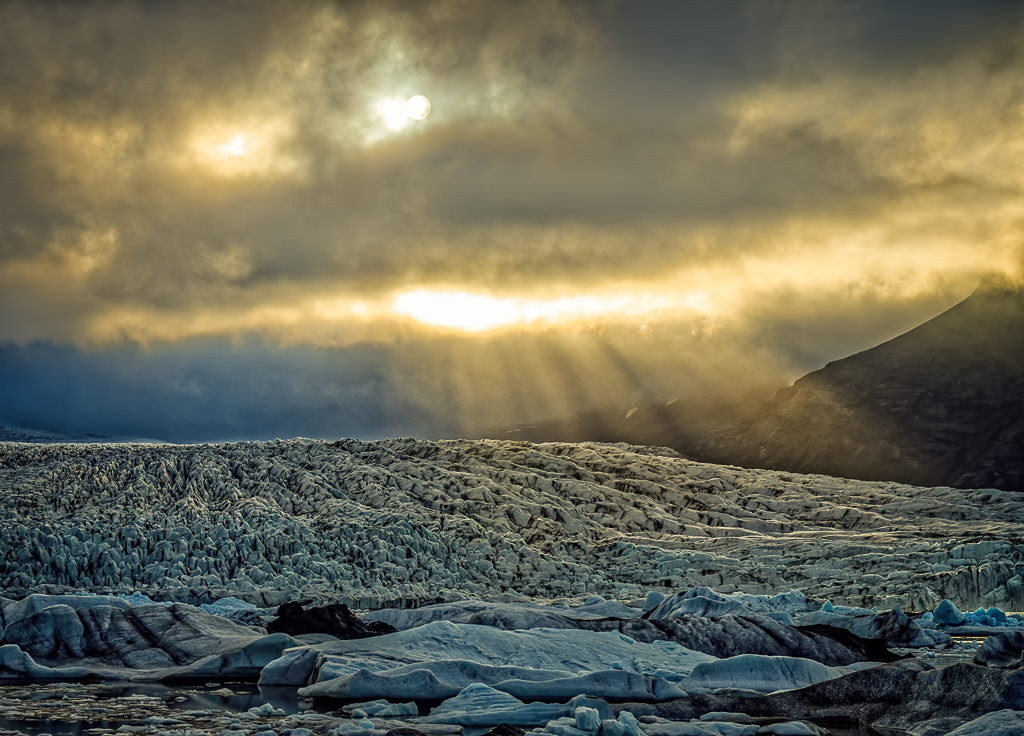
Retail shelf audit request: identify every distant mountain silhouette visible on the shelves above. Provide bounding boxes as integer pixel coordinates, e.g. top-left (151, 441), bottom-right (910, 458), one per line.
top-left (0, 425), bottom-right (108, 443)
top-left (496, 279), bottom-right (1024, 491)
top-left (700, 279), bottom-right (1024, 491)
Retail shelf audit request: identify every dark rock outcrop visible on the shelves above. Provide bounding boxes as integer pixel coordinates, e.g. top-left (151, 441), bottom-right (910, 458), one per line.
top-left (701, 281), bottom-right (1024, 491)
top-left (267, 602), bottom-right (397, 639)
top-left (498, 280), bottom-right (1024, 492)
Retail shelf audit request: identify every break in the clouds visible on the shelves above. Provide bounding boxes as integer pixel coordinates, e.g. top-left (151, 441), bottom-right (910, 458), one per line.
top-left (1, 0), bottom-right (1023, 440)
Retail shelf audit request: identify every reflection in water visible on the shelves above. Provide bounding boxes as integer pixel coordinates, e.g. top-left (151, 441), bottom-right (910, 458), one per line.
top-left (0, 682), bottom-right (889, 736)
top-left (0, 681), bottom-right (334, 736)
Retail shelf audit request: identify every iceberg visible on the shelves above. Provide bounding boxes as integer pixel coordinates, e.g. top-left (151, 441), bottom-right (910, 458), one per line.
top-left (288, 621), bottom-right (713, 701)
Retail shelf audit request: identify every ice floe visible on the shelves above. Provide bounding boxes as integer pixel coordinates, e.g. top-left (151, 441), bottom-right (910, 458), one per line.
top-left (0, 598), bottom-right (301, 680)
top-left (289, 622), bottom-right (712, 700)
top-left (676, 654), bottom-right (874, 694)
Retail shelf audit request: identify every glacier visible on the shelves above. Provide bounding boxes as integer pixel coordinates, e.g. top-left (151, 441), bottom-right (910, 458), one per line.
top-left (2, 436), bottom-right (1023, 735)
top-left (1, 437), bottom-right (1022, 611)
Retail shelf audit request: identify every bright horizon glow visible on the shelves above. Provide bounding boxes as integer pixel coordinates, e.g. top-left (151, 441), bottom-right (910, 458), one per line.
top-left (66, 234), bottom-right (1019, 346)
top-left (392, 288), bottom-right (707, 332)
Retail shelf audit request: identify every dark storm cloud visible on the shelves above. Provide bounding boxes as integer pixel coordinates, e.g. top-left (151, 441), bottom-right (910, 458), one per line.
top-left (0, 339), bottom-right (403, 442)
top-left (0, 0), bottom-right (604, 327)
top-left (1, 1), bottom-right (1023, 439)
top-left (2, 0), bottom-right (1022, 321)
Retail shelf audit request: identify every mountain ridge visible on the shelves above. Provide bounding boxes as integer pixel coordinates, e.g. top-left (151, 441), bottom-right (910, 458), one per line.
top-left (496, 279), bottom-right (1024, 491)
top-left (702, 280), bottom-right (1024, 490)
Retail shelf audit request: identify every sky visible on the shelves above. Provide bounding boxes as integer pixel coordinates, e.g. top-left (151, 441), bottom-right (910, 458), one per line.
top-left (1, 0), bottom-right (1023, 442)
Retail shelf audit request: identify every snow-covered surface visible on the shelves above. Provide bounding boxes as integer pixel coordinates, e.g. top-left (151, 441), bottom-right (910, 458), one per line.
top-left (1, 437), bottom-right (1022, 611)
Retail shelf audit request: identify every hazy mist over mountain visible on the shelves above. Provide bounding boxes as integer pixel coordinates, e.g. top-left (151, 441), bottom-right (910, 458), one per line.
top-left (1, 1), bottom-right (1021, 470)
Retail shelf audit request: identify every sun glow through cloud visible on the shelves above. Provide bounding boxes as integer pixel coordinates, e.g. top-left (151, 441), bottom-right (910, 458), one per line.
top-left (391, 288), bottom-right (708, 332)
top-left (376, 95), bottom-right (432, 132)
top-left (219, 135), bottom-right (248, 157)
top-left (186, 118), bottom-right (301, 178)
top-left (378, 98), bottom-right (411, 130)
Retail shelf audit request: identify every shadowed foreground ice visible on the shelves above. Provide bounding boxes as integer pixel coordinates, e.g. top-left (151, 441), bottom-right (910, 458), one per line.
top-left (0, 589), bottom-right (1022, 735)
top-left (1, 437), bottom-right (1023, 735)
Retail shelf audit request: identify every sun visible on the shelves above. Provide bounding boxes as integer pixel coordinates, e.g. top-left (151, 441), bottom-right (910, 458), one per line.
top-left (376, 95), bottom-right (432, 131)
top-left (406, 95), bottom-right (431, 121)
top-left (218, 135), bottom-right (248, 157)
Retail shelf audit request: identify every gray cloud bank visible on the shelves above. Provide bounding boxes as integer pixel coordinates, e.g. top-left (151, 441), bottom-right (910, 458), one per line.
top-left (0, 289), bottom-right (961, 442)
top-left (1, 0), bottom-right (1022, 439)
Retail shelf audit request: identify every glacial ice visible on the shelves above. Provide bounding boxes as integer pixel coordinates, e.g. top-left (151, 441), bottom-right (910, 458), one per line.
top-left (793, 607), bottom-right (950, 648)
top-left (0, 593), bottom-right (134, 629)
top-left (926, 598), bottom-right (1023, 632)
top-left (643, 591), bottom-right (667, 613)
top-left (291, 622), bottom-right (713, 700)
top-left (973, 629), bottom-right (1024, 668)
top-left (344, 699), bottom-right (420, 717)
top-left (0, 599), bottom-right (301, 680)
top-left (364, 599), bottom-right (639, 632)
top-left (363, 595), bottom-right (897, 666)
top-left (574, 706), bottom-right (603, 733)
top-left (527, 708), bottom-right (641, 736)
top-left (757, 724), bottom-right (823, 735)
top-left (0, 584), bottom-right (1016, 735)
top-left (2, 437), bottom-right (1022, 611)
top-left (636, 719), bottom-right (758, 736)
top-left (116, 591), bottom-right (171, 607)
top-left (944, 708), bottom-right (1024, 735)
top-left (0, 643), bottom-right (91, 680)
top-left (643, 588), bottom-right (816, 624)
top-left (644, 658), bottom-right (1024, 735)
top-left (676, 654), bottom-right (871, 694)
top-left (201, 595), bottom-right (259, 616)
top-left (2, 436), bottom-right (1023, 734)
top-left (418, 683), bottom-right (579, 726)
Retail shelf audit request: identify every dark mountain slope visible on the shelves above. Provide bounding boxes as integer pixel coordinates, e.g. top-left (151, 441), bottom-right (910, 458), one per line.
top-left (701, 280), bottom-right (1024, 490)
